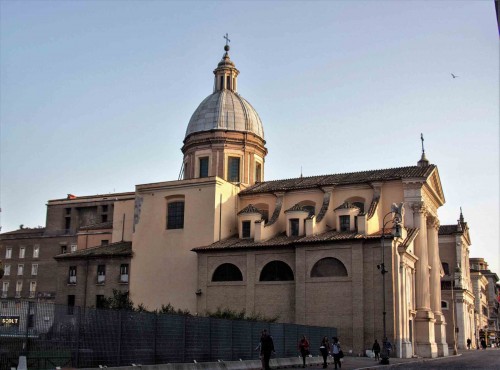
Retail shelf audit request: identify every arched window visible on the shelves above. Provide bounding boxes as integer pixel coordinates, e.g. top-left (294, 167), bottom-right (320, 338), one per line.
top-left (441, 300), bottom-right (449, 310)
top-left (310, 257), bottom-right (348, 277)
top-left (259, 261), bottom-right (294, 281)
top-left (212, 263), bottom-right (243, 282)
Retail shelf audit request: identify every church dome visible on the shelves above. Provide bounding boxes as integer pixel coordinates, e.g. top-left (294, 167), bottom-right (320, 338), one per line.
top-left (185, 90), bottom-right (264, 140)
top-left (184, 42), bottom-right (264, 141)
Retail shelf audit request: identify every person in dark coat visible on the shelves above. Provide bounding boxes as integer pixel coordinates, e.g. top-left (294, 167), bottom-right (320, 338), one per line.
top-left (298, 335), bottom-right (310, 368)
top-left (320, 336), bottom-right (330, 368)
top-left (259, 329), bottom-right (275, 370)
top-left (372, 339), bottom-right (381, 360)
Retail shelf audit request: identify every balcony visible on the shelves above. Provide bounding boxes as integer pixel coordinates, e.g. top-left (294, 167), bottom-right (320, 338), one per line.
top-left (15, 291), bottom-right (21, 298)
top-left (97, 275), bottom-right (105, 284)
top-left (68, 276), bottom-right (77, 284)
top-left (1, 291), bottom-right (7, 298)
top-left (29, 291), bottom-right (36, 298)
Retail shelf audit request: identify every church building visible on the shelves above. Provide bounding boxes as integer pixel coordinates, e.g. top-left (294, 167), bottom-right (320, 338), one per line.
top-left (128, 42), bottom-right (450, 359)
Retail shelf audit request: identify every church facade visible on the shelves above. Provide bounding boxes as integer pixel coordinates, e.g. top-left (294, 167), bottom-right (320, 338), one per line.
top-left (128, 44), bottom-right (449, 358)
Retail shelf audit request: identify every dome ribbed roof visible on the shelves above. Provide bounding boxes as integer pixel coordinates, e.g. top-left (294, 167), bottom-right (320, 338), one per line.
top-left (185, 90), bottom-right (264, 139)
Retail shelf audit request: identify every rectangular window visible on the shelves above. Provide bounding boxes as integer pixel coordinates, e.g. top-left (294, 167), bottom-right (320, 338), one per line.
top-left (15, 281), bottom-right (22, 298)
top-left (102, 205), bottom-right (108, 213)
top-left (228, 157), bottom-right (240, 182)
top-left (340, 215), bottom-right (350, 231)
top-left (242, 221), bottom-right (251, 238)
top-left (255, 162), bottom-right (262, 182)
top-left (96, 295), bottom-right (106, 309)
top-left (199, 157), bottom-right (209, 178)
top-left (17, 264), bottom-right (24, 276)
top-left (167, 201), bottom-right (185, 229)
top-left (101, 214), bottom-right (108, 223)
top-left (120, 264), bottom-right (129, 283)
top-left (6, 248), bottom-right (12, 259)
top-left (290, 219), bottom-right (300, 236)
top-left (65, 208), bottom-right (71, 215)
top-left (69, 266), bottom-right (77, 284)
top-left (31, 264), bottom-right (38, 276)
top-left (61, 245), bottom-right (67, 254)
top-left (4, 264), bottom-right (10, 276)
top-left (97, 265), bottom-right (106, 284)
top-left (70, 244), bottom-right (77, 252)
top-left (1, 282), bottom-right (8, 298)
top-left (33, 245), bottom-right (40, 258)
top-left (101, 240), bottom-right (109, 246)
top-left (65, 217), bottom-right (71, 230)
top-left (19, 247), bottom-right (25, 259)
top-left (29, 281), bottom-right (36, 298)
top-left (67, 295), bottom-right (75, 315)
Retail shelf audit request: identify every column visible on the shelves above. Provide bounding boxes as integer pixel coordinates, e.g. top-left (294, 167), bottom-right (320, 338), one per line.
top-left (412, 202), bottom-right (438, 358)
top-left (428, 217), bottom-right (449, 356)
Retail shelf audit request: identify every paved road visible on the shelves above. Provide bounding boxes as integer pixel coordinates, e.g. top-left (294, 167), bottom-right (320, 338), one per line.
top-left (284, 348), bottom-right (500, 370)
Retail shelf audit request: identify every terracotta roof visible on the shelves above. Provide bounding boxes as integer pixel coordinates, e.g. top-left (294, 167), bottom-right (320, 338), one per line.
top-left (193, 226), bottom-right (419, 253)
top-left (54, 241), bottom-right (132, 259)
top-left (334, 202), bottom-right (360, 211)
top-left (237, 204), bottom-right (262, 216)
top-left (194, 230), bottom-right (379, 252)
top-left (439, 225), bottom-right (460, 235)
top-left (240, 165), bottom-right (436, 195)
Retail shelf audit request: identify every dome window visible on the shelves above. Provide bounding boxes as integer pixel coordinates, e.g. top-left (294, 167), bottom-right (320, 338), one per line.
top-left (199, 157), bottom-right (209, 178)
top-left (228, 157), bottom-right (241, 182)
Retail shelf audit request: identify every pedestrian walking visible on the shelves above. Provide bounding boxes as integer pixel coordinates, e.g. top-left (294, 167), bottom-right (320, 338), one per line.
top-left (257, 329), bottom-right (275, 370)
top-left (331, 337), bottom-right (342, 369)
top-left (319, 336), bottom-right (330, 368)
top-left (467, 338), bottom-right (472, 350)
top-left (481, 338), bottom-right (487, 350)
top-left (384, 338), bottom-right (393, 357)
top-left (372, 339), bottom-right (380, 360)
top-left (298, 335), bottom-right (310, 368)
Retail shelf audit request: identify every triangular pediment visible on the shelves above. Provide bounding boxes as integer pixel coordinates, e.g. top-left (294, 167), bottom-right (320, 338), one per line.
top-left (425, 167), bottom-right (446, 206)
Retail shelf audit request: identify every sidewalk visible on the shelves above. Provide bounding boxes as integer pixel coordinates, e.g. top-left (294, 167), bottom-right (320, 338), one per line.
top-left (294, 352), bottom-right (463, 370)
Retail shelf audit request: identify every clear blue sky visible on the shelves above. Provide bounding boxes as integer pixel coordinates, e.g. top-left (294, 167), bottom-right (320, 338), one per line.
top-left (1, 1), bottom-right (498, 273)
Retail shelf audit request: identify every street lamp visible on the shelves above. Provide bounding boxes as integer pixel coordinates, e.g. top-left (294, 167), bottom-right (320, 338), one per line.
top-left (377, 205), bottom-right (403, 365)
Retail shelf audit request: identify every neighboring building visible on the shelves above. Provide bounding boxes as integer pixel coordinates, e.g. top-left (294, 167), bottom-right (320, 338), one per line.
top-left (54, 241), bottom-right (132, 309)
top-left (0, 227), bottom-right (70, 302)
top-left (470, 265), bottom-right (489, 348)
top-left (438, 212), bottom-right (476, 349)
top-left (0, 192), bottom-right (135, 305)
top-left (470, 258), bottom-right (499, 346)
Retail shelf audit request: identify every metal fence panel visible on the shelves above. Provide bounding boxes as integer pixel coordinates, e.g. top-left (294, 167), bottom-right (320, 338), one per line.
top-left (0, 301), bottom-right (336, 369)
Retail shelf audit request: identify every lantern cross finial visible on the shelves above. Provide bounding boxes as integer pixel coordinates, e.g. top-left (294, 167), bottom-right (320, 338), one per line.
top-left (224, 33), bottom-right (231, 46)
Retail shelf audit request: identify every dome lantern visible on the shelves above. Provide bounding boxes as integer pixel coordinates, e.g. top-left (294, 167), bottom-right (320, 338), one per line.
top-left (181, 37), bottom-right (267, 186)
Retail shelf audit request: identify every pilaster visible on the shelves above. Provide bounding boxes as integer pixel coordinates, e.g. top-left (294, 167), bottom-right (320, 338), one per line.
top-left (412, 202), bottom-right (438, 358)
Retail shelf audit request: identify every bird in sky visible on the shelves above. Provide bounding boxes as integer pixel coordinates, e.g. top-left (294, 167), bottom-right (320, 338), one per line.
top-left (451, 73), bottom-right (459, 78)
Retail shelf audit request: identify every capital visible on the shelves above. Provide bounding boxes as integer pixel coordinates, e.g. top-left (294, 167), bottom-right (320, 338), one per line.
top-left (411, 201), bottom-right (427, 215)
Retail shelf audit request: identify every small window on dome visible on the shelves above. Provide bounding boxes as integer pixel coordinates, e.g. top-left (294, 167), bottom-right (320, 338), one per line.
top-left (255, 163), bottom-right (262, 182)
top-left (228, 157), bottom-right (240, 182)
top-left (227, 76), bottom-right (231, 90)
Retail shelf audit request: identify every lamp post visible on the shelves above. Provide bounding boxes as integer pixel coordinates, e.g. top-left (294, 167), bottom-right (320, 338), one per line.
top-left (377, 206), bottom-right (403, 365)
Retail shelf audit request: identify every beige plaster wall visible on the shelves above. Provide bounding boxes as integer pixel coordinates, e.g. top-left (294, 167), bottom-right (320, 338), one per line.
top-left (130, 177), bottom-right (238, 312)
top-left (112, 199), bottom-right (134, 242)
